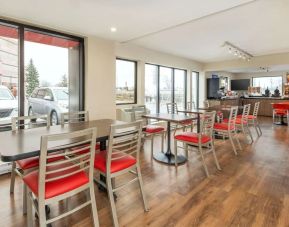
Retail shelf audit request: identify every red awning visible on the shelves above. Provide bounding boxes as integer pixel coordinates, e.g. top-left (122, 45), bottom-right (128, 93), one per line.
top-left (0, 24), bottom-right (79, 48)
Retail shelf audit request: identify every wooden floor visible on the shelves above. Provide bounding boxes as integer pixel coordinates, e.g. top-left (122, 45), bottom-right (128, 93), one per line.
top-left (1, 117), bottom-right (289, 227)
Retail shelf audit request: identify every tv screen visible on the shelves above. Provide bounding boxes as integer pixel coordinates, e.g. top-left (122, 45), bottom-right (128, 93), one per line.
top-left (231, 79), bottom-right (250, 91)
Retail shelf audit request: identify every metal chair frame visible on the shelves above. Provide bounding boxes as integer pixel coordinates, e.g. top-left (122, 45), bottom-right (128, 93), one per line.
top-left (94, 121), bottom-right (149, 227)
top-left (236, 104), bottom-right (254, 143)
top-left (26, 128), bottom-right (99, 227)
top-left (174, 111), bottom-right (221, 176)
top-left (248, 102), bottom-right (262, 136)
top-left (60, 111), bottom-right (89, 125)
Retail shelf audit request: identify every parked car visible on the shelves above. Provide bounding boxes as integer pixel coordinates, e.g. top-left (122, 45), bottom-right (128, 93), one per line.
top-left (0, 85), bottom-right (18, 125)
top-left (28, 87), bottom-right (68, 125)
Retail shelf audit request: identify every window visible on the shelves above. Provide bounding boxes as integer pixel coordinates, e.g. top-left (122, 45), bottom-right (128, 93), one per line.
top-left (252, 76), bottom-right (283, 95)
top-left (145, 64), bottom-right (187, 113)
top-left (191, 71), bottom-right (199, 108)
top-left (0, 19), bottom-right (84, 126)
top-left (116, 59), bottom-right (137, 104)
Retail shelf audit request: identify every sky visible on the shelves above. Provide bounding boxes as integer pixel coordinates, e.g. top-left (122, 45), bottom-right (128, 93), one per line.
top-left (24, 41), bottom-right (68, 86)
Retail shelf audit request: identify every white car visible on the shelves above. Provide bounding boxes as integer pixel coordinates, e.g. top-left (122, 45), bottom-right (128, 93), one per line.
top-left (0, 85), bottom-right (18, 126)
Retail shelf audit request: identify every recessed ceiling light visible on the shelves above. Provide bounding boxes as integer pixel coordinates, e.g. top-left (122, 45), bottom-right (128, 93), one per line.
top-left (110, 27), bottom-right (117, 32)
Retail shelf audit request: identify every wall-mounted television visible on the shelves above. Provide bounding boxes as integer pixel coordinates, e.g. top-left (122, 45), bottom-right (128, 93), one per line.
top-left (231, 79), bottom-right (250, 91)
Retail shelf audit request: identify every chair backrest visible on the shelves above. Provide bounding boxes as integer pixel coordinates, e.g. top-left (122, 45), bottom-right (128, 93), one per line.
top-left (132, 106), bottom-right (148, 126)
top-left (227, 106), bottom-right (238, 129)
top-left (241, 104), bottom-right (251, 122)
top-left (106, 121), bottom-right (142, 175)
top-left (60, 111), bottom-right (89, 125)
top-left (187, 101), bottom-right (196, 110)
top-left (167, 103), bottom-right (178, 114)
top-left (38, 127), bottom-right (97, 200)
top-left (201, 111), bottom-right (216, 137)
top-left (253, 102), bottom-right (260, 117)
top-left (11, 115), bottom-right (50, 131)
top-left (203, 100), bottom-right (210, 108)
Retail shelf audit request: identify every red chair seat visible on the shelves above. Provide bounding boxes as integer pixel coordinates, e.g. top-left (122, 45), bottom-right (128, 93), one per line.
top-left (180, 120), bottom-right (193, 125)
top-left (214, 123), bottom-right (234, 131)
top-left (144, 125), bottom-right (165, 134)
top-left (237, 115), bottom-right (256, 120)
top-left (274, 109), bottom-right (288, 116)
top-left (94, 151), bottom-right (136, 173)
top-left (16, 153), bottom-right (64, 170)
top-left (23, 163), bottom-right (89, 199)
top-left (223, 118), bottom-right (247, 124)
top-left (175, 132), bottom-right (211, 144)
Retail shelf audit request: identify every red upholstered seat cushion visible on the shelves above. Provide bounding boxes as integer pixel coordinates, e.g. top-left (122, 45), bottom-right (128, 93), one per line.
top-left (94, 151), bottom-right (136, 173)
top-left (223, 118), bottom-right (247, 124)
top-left (180, 120), bottom-right (193, 125)
top-left (144, 125), bottom-right (165, 133)
top-left (274, 109), bottom-right (288, 116)
top-left (175, 132), bottom-right (211, 144)
top-left (214, 123), bottom-right (234, 131)
top-left (237, 115), bottom-right (256, 120)
top-left (16, 153), bottom-right (65, 170)
top-left (23, 163), bottom-right (89, 199)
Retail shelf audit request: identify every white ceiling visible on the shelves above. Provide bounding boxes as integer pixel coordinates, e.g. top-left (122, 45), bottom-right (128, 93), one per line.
top-left (0, 0), bottom-right (289, 63)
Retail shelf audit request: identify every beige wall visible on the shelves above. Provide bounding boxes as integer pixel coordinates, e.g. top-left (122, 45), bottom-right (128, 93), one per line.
top-left (85, 36), bottom-right (116, 120)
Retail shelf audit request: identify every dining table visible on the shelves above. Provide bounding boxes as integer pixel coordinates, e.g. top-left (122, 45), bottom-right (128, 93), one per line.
top-left (142, 113), bottom-right (198, 165)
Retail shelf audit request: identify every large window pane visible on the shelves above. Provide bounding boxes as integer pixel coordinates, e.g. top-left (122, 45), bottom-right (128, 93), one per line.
top-left (252, 76), bottom-right (283, 95)
top-left (0, 24), bottom-right (19, 127)
top-left (192, 71), bottom-right (199, 108)
top-left (116, 59), bottom-right (136, 104)
top-left (174, 69), bottom-right (186, 109)
top-left (24, 30), bottom-right (82, 125)
top-left (145, 64), bottom-right (158, 113)
top-left (159, 67), bottom-right (172, 113)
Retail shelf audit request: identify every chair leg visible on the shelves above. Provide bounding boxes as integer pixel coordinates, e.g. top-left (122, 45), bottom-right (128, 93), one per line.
top-left (38, 201), bottom-right (47, 227)
top-left (89, 185), bottom-right (100, 227)
top-left (257, 121), bottom-right (262, 135)
top-left (199, 144), bottom-right (209, 177)
top-left (246, 124), bottom-right (254, 143)
top-left (161, 133), bottom-right (164, 152)
top-left (10, 161), bottom-right (16, 194)
top-left (228, 131), bottom-right (238, 155)
top-left (150, 135), bottom-right (154, 157)
top-left (234, 131), bottom-right (242, 151)
top-left (26, 189), bottom-right (33, 227)
top-left (23, 184), bottom-right (27, 214)
top-left (136, 165), bottom-right (149, 212)
top-left (211, 142), bottom-right (221, 170)
top-left (241, 124), bottom-right (247, 141)
top-left (174, 140), bottom-right (178, 167)
top-left (107, 176), bottom-right (119, 227)
top-left (185, 144), bottom-right (189, 159)
top-left (253, 120), bottom-right (259, 136)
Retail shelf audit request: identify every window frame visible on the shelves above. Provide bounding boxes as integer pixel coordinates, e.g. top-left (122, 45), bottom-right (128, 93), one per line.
top-left (252, 75), bottom-right (283, 94)
top-left (191, 71), bottom-right (200, 108)
top-left (145, 63), bottom-right (188, 113)
top-left (115, 58), bottom-right (138, 105)
top-left (0, 18), bottom-right (85, 116)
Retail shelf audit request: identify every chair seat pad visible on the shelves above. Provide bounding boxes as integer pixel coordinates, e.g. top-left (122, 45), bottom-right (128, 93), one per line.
top-left (214, 123), bottom-right (234, 131)
top-left (180, 120), bottom-right (193, 125)
top-left (175, 132), bottom-right (211, 144)
top-left (23, 163), bottom-right (89, 199)
top-left (94, 151), bottom-right (136, 173)
top-left (223, 118), bottom-right (247, 124)
top-left (144, 125), bottom-right (165, 133)
top-left (16, 153), bottom-right (64, 170)
top-left (237, 115), bottom-right (256, 120)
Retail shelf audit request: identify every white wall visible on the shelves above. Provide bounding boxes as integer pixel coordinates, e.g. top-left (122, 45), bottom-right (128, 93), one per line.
top-left (115, 43), bottom-right (204, 108)
top-left (85, 36), bottom-right (116, 120)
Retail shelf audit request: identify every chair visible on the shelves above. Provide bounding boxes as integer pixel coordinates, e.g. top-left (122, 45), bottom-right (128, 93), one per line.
top-left (213, 106), bottom-right (242, 155)
top-left (174, 111), bottom-right (221, 176)
top-left (94, 121), bottom-right (149, 227)
top-left (60, 110), bottom-right (89, 125)
top-left (225, 104), bottom-right (253, 143)
top-left (10, 115), bottom-right (51, 214)
top-left (237, 102), bottom-right (262, 136)
top-left (167, 103), bottom-right (193, 132)
top-left (133, 106), bottom-right (165, 157)
top-left (203, 100), bottom-right (210, 108)
top-left (272, 103), bottom-right (289, 125)
top-left (187, 101), bottom-right (196, 110)
top-left (23, 128), bottom-right (99, 227)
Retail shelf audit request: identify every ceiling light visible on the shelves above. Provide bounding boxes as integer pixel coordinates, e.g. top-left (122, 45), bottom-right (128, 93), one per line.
top-left (110, 27), bottom-right (117, 32)
top-left (223, 41), bottom-right (253, 61)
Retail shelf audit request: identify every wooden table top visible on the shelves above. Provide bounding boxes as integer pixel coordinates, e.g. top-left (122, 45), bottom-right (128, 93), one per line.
top-left (142, 113), bottom-right (197, 123)
top-left (0, 119), bottom-right (124, 162)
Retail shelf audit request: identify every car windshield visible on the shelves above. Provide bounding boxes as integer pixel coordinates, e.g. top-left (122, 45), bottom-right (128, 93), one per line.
top-left (53, 89), bottom-right (68, 100)
top-left (0, 88), bottom-right (14, 100)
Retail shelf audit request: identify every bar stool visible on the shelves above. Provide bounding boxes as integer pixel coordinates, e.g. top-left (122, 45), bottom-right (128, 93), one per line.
top-left (94, 121), bottom-right (149, 227)
top-left (214, 106), bottom-right (242, 155)
top-left (23, 128), bottom-right (99, 227)
top-left (272, 103), bottom-right (289, 125)
top-left (174, 111), bottom-right (221, 176)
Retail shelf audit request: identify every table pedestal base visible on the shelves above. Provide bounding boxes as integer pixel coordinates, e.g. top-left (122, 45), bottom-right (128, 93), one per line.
top-left (274, 122), bottom-right (288, 126)
top-left (153, 152), bottom-right (187, 165)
